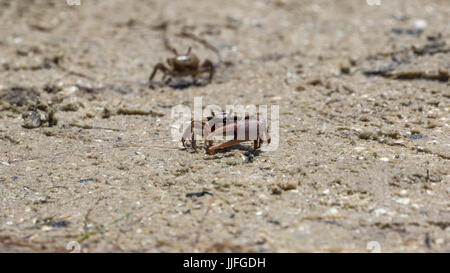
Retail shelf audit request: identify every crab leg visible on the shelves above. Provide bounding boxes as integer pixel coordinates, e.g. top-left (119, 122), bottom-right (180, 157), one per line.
top-left (197, 60), bottom-right (214, 83)
top-left (149, 63), bottom-right (169, 84)
top-left (181, 120), bottom-right (206, 152)
top-left (254, 139), bottom-right (259, 149)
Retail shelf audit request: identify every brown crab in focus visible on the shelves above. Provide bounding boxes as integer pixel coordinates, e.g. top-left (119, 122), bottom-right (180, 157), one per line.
top-left (181, 112), bottom-right (271, 155)
top-left (149, 47), bottom-right (214, 87)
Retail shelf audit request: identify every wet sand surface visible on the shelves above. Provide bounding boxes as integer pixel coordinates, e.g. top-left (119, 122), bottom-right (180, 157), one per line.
top-left (0, 0), bottom-right (449, 252)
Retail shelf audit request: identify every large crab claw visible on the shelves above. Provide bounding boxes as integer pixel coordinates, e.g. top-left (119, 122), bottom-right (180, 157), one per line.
top-left (204, 115), bottom-right (270, 155)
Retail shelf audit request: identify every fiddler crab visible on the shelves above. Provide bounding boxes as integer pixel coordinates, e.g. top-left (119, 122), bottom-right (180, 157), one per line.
top-left (181, 111), bottom-right (271, 155)
top-left (149, 47), bottom-right (214, 88)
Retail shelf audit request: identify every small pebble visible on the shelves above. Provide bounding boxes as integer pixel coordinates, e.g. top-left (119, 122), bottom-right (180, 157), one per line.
top-left (395, 197), bottom-right (410, 205)
top-left (50, 220), bottom-right (70, 228)
top-left (413, 19), bottom-right (428, 30)
top-left (374, 208), bottom-right (387, 216)
top-left (327, 208), bottom-right (338, 215)
top-left (41, 226), bottom-right (53, 231)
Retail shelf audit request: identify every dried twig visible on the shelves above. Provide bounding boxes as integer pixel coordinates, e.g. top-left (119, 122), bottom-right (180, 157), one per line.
top-left (69, 123), bottom-right (122, 132)
top-left (49, 56), bottom-right (96, 81)
top-left (0, 235), bottom-right (41, 252)
top-left (77, 212), bottom-right (133, 243)
top-left (112, 143), bottom-right (179, 150)
top-left (116, 108), bottom-right (164, 117)
top-left (0, 99), bottom-right (22, 113)
top-left (42, 130), bottom-right (92, 142)
top-left (192, 198), bottom-right (214, 251)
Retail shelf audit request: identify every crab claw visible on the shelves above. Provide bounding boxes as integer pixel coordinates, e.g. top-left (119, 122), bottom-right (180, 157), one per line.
top-left (205, 116), bottom-right (269, 154)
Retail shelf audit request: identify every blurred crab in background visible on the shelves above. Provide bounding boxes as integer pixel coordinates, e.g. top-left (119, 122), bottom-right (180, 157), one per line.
top-left (149, 47), bottom-right (214, 88)
top-left (181, 111), bottom-right (271, 154)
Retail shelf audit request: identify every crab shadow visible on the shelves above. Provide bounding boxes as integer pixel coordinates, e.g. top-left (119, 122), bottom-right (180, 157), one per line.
top-left (185, 144), bottom-right (262, 161)
top-left (150, 79), bottom-right (209, 90)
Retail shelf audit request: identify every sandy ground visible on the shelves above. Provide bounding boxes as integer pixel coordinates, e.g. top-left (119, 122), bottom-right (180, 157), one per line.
top-left (0, 0), bottom-right (449, 252)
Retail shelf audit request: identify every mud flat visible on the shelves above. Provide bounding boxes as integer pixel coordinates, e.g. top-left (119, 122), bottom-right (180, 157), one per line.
top-left (0, 0), bottom-right (449, 252)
